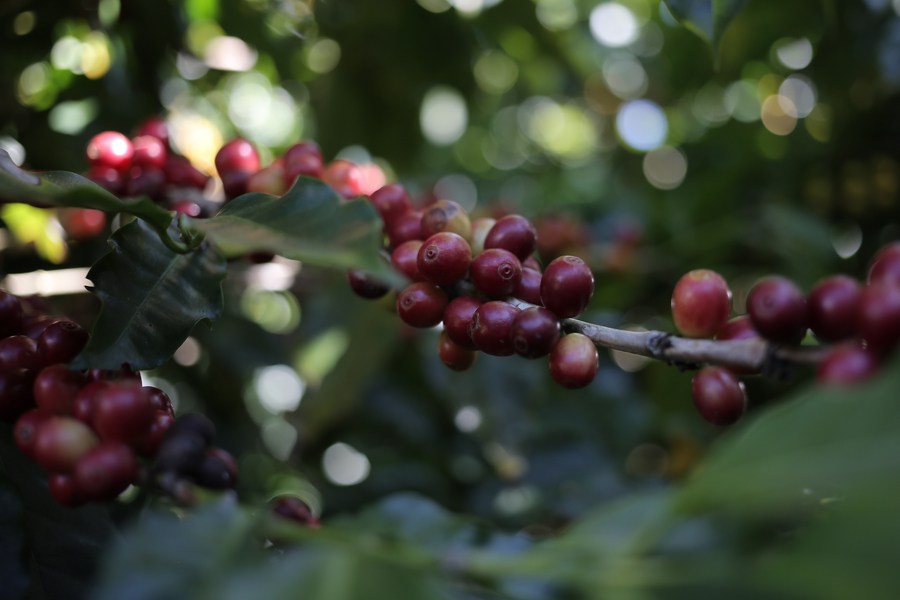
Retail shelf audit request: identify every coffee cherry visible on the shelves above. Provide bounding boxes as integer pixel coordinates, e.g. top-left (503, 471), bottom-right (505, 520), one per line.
top-left (131, 135), bottom-right (167, 169)
top-left (386, 210), bottom-right (424, 248)
top-left (417, 232), bottom-right (472, 285)
top-left (421, 200), bottom-right (472, 240)
top-left (135, 410), bottom-right (175, 457)
top-left (194, 448), bottom-right (238, 489)
top-left (71, 380), bottom-right (108, 424)
top-left (746, 276), bottom-right (807, 344)
top-left (86, 164), bottom-right (124, 194)
top-left (22, 315), bottom-right (60, 340)
top-left (484, 215), bottom-right (537, 261)
top-left (857, 284), bottom-right (900, 354)
top-left (171, 200), bottom-right (203, 217)
top-left (215, 138), bottom-right (260, 175)
top-left (93, 381), bottom-right (156, 443)
top-left (716, 315), bottom-right (759, 341)
top-left (470, 301), bottom-right (520, 356)
top-left (207, 447), bottom-right (238, 484)
top-left (124, 165), bottom-right (166, 199)
top-left (144, 386), bottom-right (174, 415)
top-left (437, 330), bottom-right (476, 371)
top-left (0, 291), bottom-right (23, 338)
top-left (391, 240), bottom-right (424, 281)
top-left (396, 283), bottom-right (448, 328)
top-left (87, 131), bottom-right (133, 171)
top-left (540, 256), bottom-right (594, 318)
top-left (0, 335), bottom-right (42, 372)
top-left (283, 141), bottom-right (324, 182)
top-left (369, 184), bottom-right (412, 228)
top-left (347, 270), bottom-right (390, 299)
top-left (221, 170), bottom-right (251, 200)
top-left (155, 432), bottom-right (207, 475)
top-left (671, 269), bottom-right (732, 338)
top-left (817, 344), bottom-right (880, 385)
top-left (60, 208), bottom-right (107, 240)
top-left (166, 413), bottom-right (216, 446)
top-left (247, 163), bottom-right (287, 195)
top-left (514, 268), bottom-right (543, 306)
top-left (135, 116), bottom-right (169, 147)
top-left (14, 409), bottom-right (49, 457)
top-left (867, 243), bottom-right (900, 288)
top-left (442, 296), bottom-right (481, 349)
top-left (33, 365), bottom-right (85, 415)
top-left (74, 442), bottom-right (138, 501)
top-left (470, 249), bottom-right (522, 298)
top-left (548, 333), bottom-right (598, 389)
top-left (33, 417), bottom-right (99, 472)
top-left (691, 367), bottom-right (746, 426)
top-left (165, 155), bottom-right (209, 189)
top-left (807, 275), bottom-right (862, 342)
top-left (48, 473), bottom-right (84, 507)
top-left (271, 495), bottom-right (320, 528)
top-left (0, 369), bottom-right (35, 422)
top-left (510, 307), bottom-right (561, 359)
top-left (37, 320), bottom-right (89, 366)
top-left (323, 160), bottom-right (364, 199)
top-left (470, 217), bottom-right (496, 256)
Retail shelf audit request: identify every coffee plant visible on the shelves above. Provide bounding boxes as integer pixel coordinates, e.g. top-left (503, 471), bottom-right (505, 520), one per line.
top-left (2, 1), bottom-right (900, 599)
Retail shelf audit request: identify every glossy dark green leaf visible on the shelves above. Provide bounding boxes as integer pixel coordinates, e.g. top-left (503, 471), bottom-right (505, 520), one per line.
top-left (0, 424), bottom-right (117, 600)
top-left (71, 219), bottom-right (226, 370)
top-left (189, 177), bottom-right (401, 285)
top-left (663, 0), bottom-right (746, 48)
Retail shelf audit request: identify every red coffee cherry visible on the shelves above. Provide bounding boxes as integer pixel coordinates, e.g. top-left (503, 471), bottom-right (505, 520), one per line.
top-left (715, 315), bottom-right (759, 341)
top-left (48, 473), bottom-right (84, 507)
top-left (746, 276), bottom-right (808, 344)
top-left (74, 442), bottom-right (138, 502)
top-left (22, 315), bottom-right (61, 340)
top-left (247, 163), bottom-right (287, 195)
top-left (93, 381), bottom-right (156, 443)
top-left (396, 282), bottom-right (448, 328)
top-left (0, 335), bottom-right (42, 372)
top-left (386, 210), bottom-right (424, 248)
top-left (283, 141), bottom-right (324, 182)
top-left (514, 267), bottom-right (543, 305)
top-left (484, 214), bottom-right (537, 261)
top-left (421, 200), bottom-right (472, 240)
top-left (14, 409), bottom-right (50, 457)
top-left (0, 369), bottom-right (36, 422)
top-left (369, 184), bottom-right (412, 228)
top-left (195, 447), bottom-right (238, 489)
top-left (806, 275), bottom-right (862, 342)
top-left (347, 270), bottom-right (390, 299)
top-left (60, 208), bottom-right (107, 240)
top-left (511, 307), bottom-right (560, 359)
top-left (37, 320), bottom-right (89, 366)
top-left (164, 155), bottom-right (209, 189)
top-left (134, 116), bottom-right (170, 147)
top-left (0, 291), bottom-right (24, 338)
top-left (143, 386), bottom-right (173, 415)
top-left (221, 170), bottom-right (251, 200)
top-left (437, 331), bottom-right (476, 371)
top-left (417, 232), bottom-right (472, 285)
top-left (470, 301), bottom-right (520, 356)
top-left (271, 495), bottom-right (320, 528)
top-left (442, 296), bottom-right (481, 350)
top-left (33, 365), bottom-right (85, 415)
top-left (391, 240), bottom-right (424, 281)
top-left (548, 333), bottom-right (599, 389)
top-left (470, 249), bottom-right (523, 298)
top-left (86, 164), bottom-right (124, 194)
top-left (323, 160), bottom-right (364, 199)
top-left (171, 200), bottom-right (203, 217)
top-left (691, 367), bottom-right (746, 426)
top-left (215, 138), bottom-right (260, 175)
top-left (135, 410), bottom-right (175, 457)
top-left (86, 131), bottom-right (133, 171)
top-left (817, 344), bottom-right (880, 385)
top-left (867, 242), bottom-right (900, 288)
top-left (124, 165), bottom-right (166, 199)
top-left (540, 256), bottom-right (594, 318)
top-left (131, 135), bottom-right (167, 169)
top-left (33, 416), bottom-right (100, 472)
top-left (857, 284), bottom-right (900, 354)
top-left (71, 380), bottom-right (108, 425)
top-left (671, 269), bottom-right (732, 338)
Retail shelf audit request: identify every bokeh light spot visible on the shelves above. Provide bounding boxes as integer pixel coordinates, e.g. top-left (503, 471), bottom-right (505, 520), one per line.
top-left (323, 442), bottom-right (371, 486)
top-left (616, 99), bottom-right (668, 151)
top-left (420, 86), bottom-right (468, 145)
top-left (590, 3), bottom-right (639, 48)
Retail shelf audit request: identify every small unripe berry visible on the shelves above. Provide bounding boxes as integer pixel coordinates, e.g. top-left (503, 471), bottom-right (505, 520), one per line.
top-left (470, 249), bottom-right (522, 298)
top-left (511, 307), bottom-right (560, 359)
top-left (442, 296), bottom-right (481, 349)
top-left (746, 276), bottom-right (807, 343)
top-left (421, 200), bottom-right (472, 240)
top-left (548, 333), bottom-right (598, 389)
top-left (540, 256), bottom-right (594, 318)
top-left (470, 217), bottom-right (496, 255)
top-left (347, 270), bottom-right (390, 299)
top-left (396, 283), bottom-right (448, 328)
top-left (671, 269), bottom-right (732, 338)
top-left (34, 417), bottom-right (99, 472)
top-left (417, 232), bottom-right (472, 285)
top-left (807, 275), bottom-right (862, 342)
top-left (484, 214), bottom-right (537, 261)
top-left (470, 301), bottom-right (520, 356)
top-left (691, 367), bottom-right (746, 426)
top-left (437, 331), bottom-right (476, 371)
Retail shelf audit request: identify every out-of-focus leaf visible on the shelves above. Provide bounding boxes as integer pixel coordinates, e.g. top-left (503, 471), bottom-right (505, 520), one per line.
top-left (0, 424), bottom-right (116, 600)
top-left (1, 204), bottom-right (67, 263)
top-left (189, 177), bottom-right (401, 285)
top-left (71, 219), bottom-right (226, 370)
top-left (663, 0), bottom-right (746, 48)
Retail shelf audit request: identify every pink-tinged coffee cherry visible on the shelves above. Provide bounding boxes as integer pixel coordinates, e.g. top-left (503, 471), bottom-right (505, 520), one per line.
top-left (746, 276), bottom-right (808, 344)
top-left (86, 131), bottom-right (133, 171)
top-left (215, 138), bottom-right (260, 175)
top-left (511, 307), bottom-right (560, 359)
top-left (867, 242), bottom-right (900, 288)
top-left (540, 256), bottom-right (594, 318)
top-left (817, 344), bottom-right (880, 385)
top-left (283, 141), bottom-right (324, 182)
top-left (396, 282), bottom-right (448, 328)
top-left (470, 249), bottom-right (522, 298)
top-left (347, 270), bottom-right (390, 299)
top-left (484, 214), bottom-right (537, 261)
top-left (438, 331), bottom-right (476, 371)
top-left (420, 200), bottom-right (472, 240)
top-left (417, 232), bottom-right (472, 285)
top-left (74, 442), bottom-right (138, 502)
top-left (247, 163), bottom-right (287, 195)
top-left (391, 240), bottom-right (424, 282)
top-left (33, 417), bottom-right (99, 472)
top-left (548, 333), bottom-right (598, 389)
top-left (671, 269), bottom-right (732, 338)
top-left (470, 301), bottom-right (520, 356)
top-left (858, 284), bottom-right (900, 354)
top-left (442, 296), bottom-right (481, 350)
top-left (691, 367), bottom-right (746, 426)
top-left (60, 208), bottom-right (107, 241)
top-left (323, 160), bottom-right (364, 199)
top-left (370, 184), bottom-right (413, 229)
top-left (131, 135), bottom-right (167, 169)
top-left (807, 275), bottom-right (862, 342)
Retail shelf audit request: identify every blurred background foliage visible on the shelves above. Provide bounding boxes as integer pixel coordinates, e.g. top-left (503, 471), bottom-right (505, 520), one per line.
top-left (2, 0), bottom-right (900, 597)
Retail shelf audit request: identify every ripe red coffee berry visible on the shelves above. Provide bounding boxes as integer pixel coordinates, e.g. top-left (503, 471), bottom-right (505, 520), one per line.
top-left (72, 380), bottom-right (109, 425)
top-left (817, 344), bottom-right (880, 385)
top-left (867, 242), bottom-right (900, 288)
top-left (691, 367), bottom-right (746, 426)
top-left (470, 301), bottom-right (520, 356)
top-left (135, 116), bottom-right (169, 147)
top-left (0, 369), bottom-right (36, 422)
top-left (437, 330), bottom-right (476, 371)
top-left (391, 240), bottom-right (424, 281)
top-left (131, 135), bottom-right (167, 169)
top-left (135, 410), bottom-right (175, 457)
top-left (33, 365), bottom-right (85, 415)
top-left (124, 165), bottom-right (166, 199)
top-left (60, 208), bottom-right (106, 240)
top-left (14, 409), bottom-right (50, 457)
top-left (323, 160), bottom-right (364, 198)
top-left (33, 417), bottom-right (99, 472)
top-left (421, 200), bottom-right (472, 240)
top-left (514, 268), bottom-right (543, 306)
top-left (470, 249), bottom-right (523, 298)
top-left (283, 141), bottom-right (324, 181)
top-left (806, 275), bottom-right (862, 342)
top-left (387, 210), bottom-right (424, 248)
top-left (37, 320), bottom-right (89, 366)
top-left (511, 307), bottom-right (561, 359)
top-left (195, 448), bottom-right (238, 489)
top-left (540, 256), bottom-right (594, 318)
top-left (548, 333), bottom-right (599, 389)
top-left (857, 284), bottom-right (900, 353)
top-left (347, 270), bottom-right (390, 299)
top-left (247, 163), bottom-right (287, 195)
top-left (671, 269), bottom-right (732, 338)
top-left (86, 131), bottom-right (133, 171)
top-left (746, 276), bottom-right (808, 344)
top-left (442, 296), bottom-right (481, 349)
top-left (370, 184), bottom-right (412, 228)
top-left (74, 442), bottom-right (138, 501)
top-left (417, 232), bottom-right (472, 285)
top-left (396, 282), bottom-right (448, 328)
top-left (165, 155), bottom-right (209, 189)
top-left (48, 473), bottom-right (84, 507)
top-left (271, 496), bottom-right (320, 528)
top-left (93, 381), bottom-right (156, 443)
top-left (86, 164), bottom-right (124, 194)
top-left (715, 315), bottom-right (758, 341)
top-left (484, 214), bottom-right (537, 261)
top-left (0, 291), bottom-right (23, 338)
top-left (215, 138), bottom-right (260, 175)
top-left (0, 335), bottom-right (42, 372)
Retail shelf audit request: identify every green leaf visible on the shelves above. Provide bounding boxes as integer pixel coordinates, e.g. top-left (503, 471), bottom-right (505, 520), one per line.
top-left (71, 219), bottom-right (226, 370)
top-left (0, 151), bottom-right (181, 251)
top-left (676, 358), bottom-right (900, 515)
top-left (189, 177), bottom-right (402, 286)
top-left (0, 424), bottom-right (117, 600)
top-left (663, 0), bottom-right (746, 48)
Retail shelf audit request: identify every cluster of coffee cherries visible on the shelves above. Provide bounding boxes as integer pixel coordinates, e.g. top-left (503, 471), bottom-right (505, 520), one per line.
top-left (0, 289), bottom-right (236, 507)
top-left (343, 187), bottom-right (600, 389)
top-left (670, 242), bottom-right (900, 426)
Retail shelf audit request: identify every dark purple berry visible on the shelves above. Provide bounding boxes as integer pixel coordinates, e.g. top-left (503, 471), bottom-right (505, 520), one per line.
top-left (470, 301), bottom-right (520, 356)
top-left (746, 276), bottom-right (807, 344)
top-left (484, 215), bottom-right (537, 261)
top-left (691, 367), bottom-right (746, 426)
top-left (396, 283), bottom-right (448, 328)
top-left (470, 249), bottom-right (522, 298)
top-left (540, 256), bottom-right (594, 318)
top-left (510, 307), bottom-right (561, 359)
